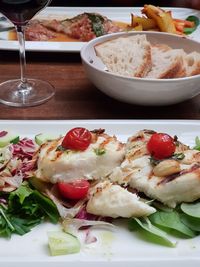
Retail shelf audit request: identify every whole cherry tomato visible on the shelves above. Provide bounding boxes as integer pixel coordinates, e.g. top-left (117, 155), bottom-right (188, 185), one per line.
top-left (62, 127), bottom-right (92, 151)
top-left (147, 133), bottom-right (176, 160)
top-left (57, 179), bottom-right (90, 200)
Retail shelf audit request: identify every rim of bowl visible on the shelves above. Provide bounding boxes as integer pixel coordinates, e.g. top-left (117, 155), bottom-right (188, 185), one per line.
top-left (80, 31), bottom-right (200, 83)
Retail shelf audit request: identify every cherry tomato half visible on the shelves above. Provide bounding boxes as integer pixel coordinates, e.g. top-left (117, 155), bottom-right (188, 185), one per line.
top-left (62, 127), bottom-right (92, 151)
top-left (57, 179), bottom-right (90, 200)
top-left (147, 133), bottom-right (176, 160)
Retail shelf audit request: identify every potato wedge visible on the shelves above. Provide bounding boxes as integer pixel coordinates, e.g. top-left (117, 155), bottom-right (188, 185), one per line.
top-left (142, 5), bottom-right (177, 34)
top-left (131, 14), bottom-right (157, 30)
top-left (133, 23), bottom-right (143, 31)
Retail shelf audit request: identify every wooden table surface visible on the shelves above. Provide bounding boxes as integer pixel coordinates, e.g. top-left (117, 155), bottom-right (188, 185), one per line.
top-left (0, 50), bottom-right (200, 120)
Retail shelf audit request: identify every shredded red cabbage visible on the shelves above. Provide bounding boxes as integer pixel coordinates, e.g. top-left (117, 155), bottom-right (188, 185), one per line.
top-left (11, 138), bottom-right (36, 160)
top-left (0, 131), bottom-right (8, 137)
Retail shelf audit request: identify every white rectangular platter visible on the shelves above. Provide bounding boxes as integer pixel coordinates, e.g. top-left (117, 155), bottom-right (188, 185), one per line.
top-left (0, 6), bottom-right (200, 52)
top-left (0, 119), bottom-right (200, 267)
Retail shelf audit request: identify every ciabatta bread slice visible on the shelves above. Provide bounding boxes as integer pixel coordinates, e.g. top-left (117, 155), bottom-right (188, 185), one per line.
top-left (146, 46), bottom-right (186, 79)
top-left (95, 34), bottom-right (152, 78)
top-left (184, 52), bottom-right (200, 77)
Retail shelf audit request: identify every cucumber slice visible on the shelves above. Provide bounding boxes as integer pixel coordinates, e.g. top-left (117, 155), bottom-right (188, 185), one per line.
top-left (0, 131), bottom-right (19, 147)
top-left (35, 133), bottom-right (59, 145)
top-left (48, 231), bottom-right (81, 256)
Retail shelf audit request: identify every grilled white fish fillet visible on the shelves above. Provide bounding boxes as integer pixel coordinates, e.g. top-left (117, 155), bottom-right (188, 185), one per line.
top-left (86, 181), bottom-right (155, 218)
top-left (110, 129), bottom-right (200, 208)
top-left (35, 130), bottom-right (125, 183)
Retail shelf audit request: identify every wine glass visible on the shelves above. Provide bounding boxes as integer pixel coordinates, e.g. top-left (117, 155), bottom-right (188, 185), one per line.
top-left (0, 0), bottom-right (54, 107)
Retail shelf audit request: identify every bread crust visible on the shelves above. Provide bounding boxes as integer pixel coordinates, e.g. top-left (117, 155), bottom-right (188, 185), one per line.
top-left (161, 56), bottom-right (186, 79)
top-left (134, 45), bottom-right (152, 77)
top-left (95, 34), bottom-right (200, 79)
top-left (95, 34), bottom-right (152, 78)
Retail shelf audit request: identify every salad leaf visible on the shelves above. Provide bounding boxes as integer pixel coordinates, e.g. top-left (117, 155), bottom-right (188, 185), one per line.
top-left (8, 181), bottom-right (33, 205)
top-left (8, 216), bottom-right (42, 236)
top-left (0, 207), bottom-right (13, 238)
top-left (0, 182), bottom-right (60, 238)
top-left (152, 202), bottom-right (173, 212)
top-left (149, 210), bottom-right (196, 238)
top-left (32, 190), bottom-right (59, 224)
top-left (129, 217), bottom-right (176, 247)
top-left (194, 136), bottom-right (200, 151)
top-left (180, 213), bottom-right (200, 232)
top-left (181, 202), bottom-right (200, 218)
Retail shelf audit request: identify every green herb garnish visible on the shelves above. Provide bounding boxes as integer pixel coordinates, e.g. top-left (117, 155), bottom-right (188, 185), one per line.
top-left (87, 13), bottom-right (105, 37)
top-left (149, 156), bottom-right (161, 166)
top-left (56, 145), bottom-right (66, 152)
top-left (149, 152), bottom-right (185, 166)
top-left (172, 153), bottom-right (185, 160)
top-left (94, 148), bottom-right (106, 156)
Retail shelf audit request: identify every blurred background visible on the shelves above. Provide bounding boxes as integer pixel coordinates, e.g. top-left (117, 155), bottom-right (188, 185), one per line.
top-left (50, 1), bottom-right (200, 9)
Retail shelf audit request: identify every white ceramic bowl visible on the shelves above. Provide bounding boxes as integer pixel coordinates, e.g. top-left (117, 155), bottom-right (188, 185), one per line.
top-left (80, 31), bottom-right (200, 106)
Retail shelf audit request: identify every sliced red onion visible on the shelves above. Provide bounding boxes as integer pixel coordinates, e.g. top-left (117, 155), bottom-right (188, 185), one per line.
top-left (3, 173), bottom-right (23, 188)
top-left (46, 189), bottom-right (84, 219)
top-left (18, 159), bottom-right (37, 178)
top-left (75, 207), bottom-right (102, 221)
top-left (62, 218), bottom-right (115, 236)
top-left (85, 229), bottom-right (97, 244)
top-left (84, 229), bottom-right (97, 244)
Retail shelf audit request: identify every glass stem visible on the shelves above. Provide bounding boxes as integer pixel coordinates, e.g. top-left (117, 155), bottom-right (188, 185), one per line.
top-left (16, 25), bottom-right (27, 88)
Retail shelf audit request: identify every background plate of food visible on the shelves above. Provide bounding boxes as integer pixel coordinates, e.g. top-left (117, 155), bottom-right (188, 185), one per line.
top-left (0, 5), bottom-right (200, 52)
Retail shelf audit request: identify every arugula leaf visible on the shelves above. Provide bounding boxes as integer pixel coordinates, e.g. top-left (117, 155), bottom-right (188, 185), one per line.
top-left (129, 217), bottom-right (176, 247)
top-left (32, 190), bottom-right (59, 224)
top-left (0, 182), bottom-right (60, 238)
top-left (9, 181), bottom-right (33, 205)
top-left (0, 205), bottom-right (15, 231)
top-left (10, 216), bottom-right (43, 235)
top-left (149, 210), bottom-right (196, 238)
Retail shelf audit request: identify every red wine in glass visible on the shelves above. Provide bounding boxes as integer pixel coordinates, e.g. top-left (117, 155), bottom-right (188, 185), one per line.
top-left (0, 0), bottom-right (54, 107)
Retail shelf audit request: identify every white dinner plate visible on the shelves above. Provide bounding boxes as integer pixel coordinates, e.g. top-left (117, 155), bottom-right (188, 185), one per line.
top-left (0, 6), bottom-right (200, 52)
top-left (0, 119), bottom-right (200, 267)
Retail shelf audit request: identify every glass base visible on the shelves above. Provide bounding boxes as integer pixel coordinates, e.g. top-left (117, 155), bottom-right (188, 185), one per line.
top-left (0, 79), bottom-right (55, 107)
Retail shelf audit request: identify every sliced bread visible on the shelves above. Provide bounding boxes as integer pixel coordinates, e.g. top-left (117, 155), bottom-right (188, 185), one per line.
top-left (184, 52), bottom-right (200, 77)
top-left (145, 46), bottom-right (186, 79)
top-left (95, 34), bottom-right (152, 78)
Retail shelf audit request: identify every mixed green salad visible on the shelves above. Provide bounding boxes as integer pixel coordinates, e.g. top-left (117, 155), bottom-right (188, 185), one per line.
top-left (0, 130), bottom-right (200, 255)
